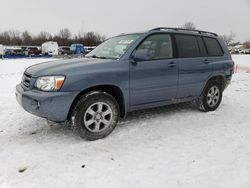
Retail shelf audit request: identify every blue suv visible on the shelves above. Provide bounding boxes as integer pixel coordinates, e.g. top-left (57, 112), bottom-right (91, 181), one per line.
top-left (16, 28), bottom-right (234, 140)
top-left (70, 44), bottom-right (85, 54)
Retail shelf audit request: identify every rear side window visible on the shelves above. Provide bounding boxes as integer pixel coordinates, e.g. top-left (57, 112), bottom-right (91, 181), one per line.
top-left (203, 37), bottom-right (224, 56)
top-left (175, 35), bottom-right (200, 58)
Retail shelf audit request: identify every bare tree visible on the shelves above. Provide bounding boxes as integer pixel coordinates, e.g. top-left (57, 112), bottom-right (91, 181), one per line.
top-left (59, 28), bottom-right (71, 40)
top-left (83, 32), bottom-right (105, 46)
top-left (0, 30), bottom-right (23, 45)
top-left (179, 22), bottom-right (196, 30)
top-left (219, 32), bottom-right (236, 46)
top-left (34, 31), bottom-right (53, 45)
top-left (73, 32), bottom-right (105, 46)
top-left (74, 32), bottom-right (85, 44)
top-left (56, 28), bottom-right (72, 45)
top-left (22, 31), bottom-right (33, 45)
top-left (0, 31), bottom-right (11, 45)
top-left (8, 30), bottom-right (22, 45)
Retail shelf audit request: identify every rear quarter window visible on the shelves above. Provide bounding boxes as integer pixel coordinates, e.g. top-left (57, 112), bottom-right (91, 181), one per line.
top-left (175, 34), bottom-right (200, 58)
top-left (203, 37), bottom-right (224, 56)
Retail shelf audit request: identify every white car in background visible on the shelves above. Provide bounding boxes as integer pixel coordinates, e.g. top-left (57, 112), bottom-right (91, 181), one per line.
top-left (84, 46), bottom-right (96, 54)
top-left (0, 44), bottom-right (4, 56)
top-left (41, 41), bottom-right (59, 55)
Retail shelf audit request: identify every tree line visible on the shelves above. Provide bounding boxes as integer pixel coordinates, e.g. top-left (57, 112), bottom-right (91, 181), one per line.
top-left (0, 28), bottom-right (106, 46)
top-left (1, 23), bottom-right (249, 47)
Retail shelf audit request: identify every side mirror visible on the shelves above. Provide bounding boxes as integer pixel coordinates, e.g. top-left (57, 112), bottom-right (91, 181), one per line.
top-left (131, 49), bottom-right (150, 62)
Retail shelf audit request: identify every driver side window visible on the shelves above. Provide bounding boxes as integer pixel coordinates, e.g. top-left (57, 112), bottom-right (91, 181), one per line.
top-left (137, 34), bottom-right (173, 60)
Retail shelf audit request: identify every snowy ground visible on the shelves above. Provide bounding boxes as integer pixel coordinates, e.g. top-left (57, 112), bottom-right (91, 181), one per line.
top-left (0, 55), bottom-right (250, 188)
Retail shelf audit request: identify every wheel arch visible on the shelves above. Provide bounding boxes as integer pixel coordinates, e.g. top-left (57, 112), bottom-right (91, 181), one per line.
top-left (200, 74), bottom-right (227, 96)
top-left (67, 84), bottom-right (126, 120)
top-left (207, 74), bottom-right (227, 90)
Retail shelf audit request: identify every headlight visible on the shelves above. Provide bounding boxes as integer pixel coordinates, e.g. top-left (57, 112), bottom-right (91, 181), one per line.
top-left (35, 76), bottom-right (65, 91)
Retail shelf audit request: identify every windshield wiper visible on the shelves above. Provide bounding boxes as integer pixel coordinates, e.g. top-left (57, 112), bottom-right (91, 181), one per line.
top-left (87, 55), bottom-right (107, 59)
top-left (86, 55), bottom-right (119, 60)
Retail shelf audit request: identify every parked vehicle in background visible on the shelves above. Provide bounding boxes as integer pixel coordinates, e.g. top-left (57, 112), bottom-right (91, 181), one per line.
top-left (2, 47), bottom-right (24, 56)
top-left (0, 44), bottom-right (4, 56)
top-left (84, 46), bottom-right (96, 54)
top-left (41, 42), bottom-right (59, 55)
top-left (70, 44), bottom-right (85, 54)
top-left (230, 44), bottom-right (250, 54)
top-left (27, 47), bottom-right (41, 55)
top-left (241, 49), bottom-right (250, 54)
top-left (12, 48), bottom-right (25, 55)
top-left (21, 46), bottom-right (28, 55)
top-left (59, 46), bottom-right (72, 55)
top-left (16, 27), bottom-right (234, 140)
top-left (21, 46), bottom-right (27, 50)
top-left (4, 48), bottom-right (12, 56)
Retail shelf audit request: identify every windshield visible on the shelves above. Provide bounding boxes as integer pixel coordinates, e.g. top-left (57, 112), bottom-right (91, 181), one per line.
top-left (86, 34), bottom-right (141, 59)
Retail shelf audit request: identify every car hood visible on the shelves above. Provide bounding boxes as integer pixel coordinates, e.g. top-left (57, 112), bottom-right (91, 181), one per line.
top-left (26, 58), bottom-right (116, 77)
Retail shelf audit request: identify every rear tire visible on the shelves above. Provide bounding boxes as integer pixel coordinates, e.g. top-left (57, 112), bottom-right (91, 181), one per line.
top-left (72, 91), bottom-right (119, 141)
top-left (197, 80), bottom-right (223, 112)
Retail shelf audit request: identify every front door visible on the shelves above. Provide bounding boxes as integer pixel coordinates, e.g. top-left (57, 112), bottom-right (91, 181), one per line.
top-left (129, 34), bottom-right (179, 107)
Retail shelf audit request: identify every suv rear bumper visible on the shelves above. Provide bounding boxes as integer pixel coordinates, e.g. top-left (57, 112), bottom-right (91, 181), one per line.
top-left (224, 75), bottom-right (232, 90)
top-left (15, 84), bottom-right (78, 122)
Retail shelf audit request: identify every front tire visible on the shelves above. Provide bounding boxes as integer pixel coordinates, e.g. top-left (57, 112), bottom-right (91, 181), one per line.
top-left (197, 80), bottom-right (223, 112)
top-left (72, 91), bottom-right (119, 141)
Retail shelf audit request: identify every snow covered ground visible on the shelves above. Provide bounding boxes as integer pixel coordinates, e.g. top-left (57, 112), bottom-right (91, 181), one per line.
top-left (0, 55), bottom-right (250, 188)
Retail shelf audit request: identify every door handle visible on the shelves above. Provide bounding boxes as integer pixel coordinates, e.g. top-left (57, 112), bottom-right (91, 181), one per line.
top-left (169, 62), bottom-right (176, 68)
top-left (204, 59), bottom-right (210, 64)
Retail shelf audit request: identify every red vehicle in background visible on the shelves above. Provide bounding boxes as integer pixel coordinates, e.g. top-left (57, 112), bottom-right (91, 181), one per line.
top-left (27, 47), bottom-right (41, 55)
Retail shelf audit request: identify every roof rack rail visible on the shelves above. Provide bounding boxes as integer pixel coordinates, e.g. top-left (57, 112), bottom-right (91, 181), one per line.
top-left (150, 27), bottom-right (218, 37)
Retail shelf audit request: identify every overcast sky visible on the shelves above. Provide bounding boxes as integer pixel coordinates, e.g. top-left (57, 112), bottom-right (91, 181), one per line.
top-left (0, 0), bottom-right (249, 42)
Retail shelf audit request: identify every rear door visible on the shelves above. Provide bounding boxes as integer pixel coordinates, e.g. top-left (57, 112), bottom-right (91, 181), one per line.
top-left (203, 36), bottom-right (225, 70)
top-left (175, 34), bottom-right (213, 99)
top-left (129, 33), bottom-right (178, 107)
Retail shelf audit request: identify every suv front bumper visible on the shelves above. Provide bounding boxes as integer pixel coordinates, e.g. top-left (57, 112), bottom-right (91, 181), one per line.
top-left (15, 84), bottom-right (78, 122)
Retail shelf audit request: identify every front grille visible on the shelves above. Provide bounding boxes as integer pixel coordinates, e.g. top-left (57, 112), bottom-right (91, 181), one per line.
top-left (21, 72), bottom-right (32, 89)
